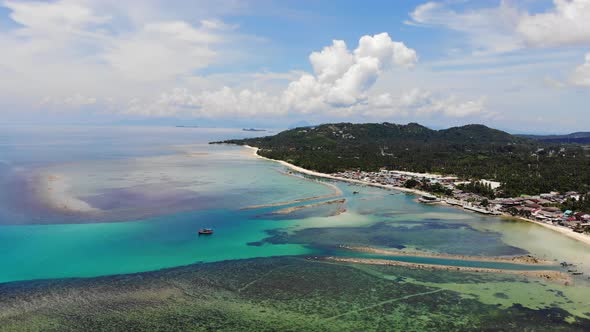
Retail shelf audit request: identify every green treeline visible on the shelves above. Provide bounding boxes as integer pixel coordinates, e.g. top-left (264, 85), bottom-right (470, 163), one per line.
top-left (214, 122), bottom-right (590, 197)
top-left (457, 181), bottom-right (496, 199)
top-left (562, 194), bottom-right (590, 213)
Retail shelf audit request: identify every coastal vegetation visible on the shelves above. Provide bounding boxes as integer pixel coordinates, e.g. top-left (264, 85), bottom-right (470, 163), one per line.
top-left (215, 122), bottom-right (590, 198)
top-left (457, 181), bottom-right (496, 199)
top-left (562, 193), bottom-right (590, 214)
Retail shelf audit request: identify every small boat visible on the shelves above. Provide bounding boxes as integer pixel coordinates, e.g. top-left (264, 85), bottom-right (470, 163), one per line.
top-left (198, 228), bottom-right (214, 235)
top-left (353, 191), bottom-right (360, 194)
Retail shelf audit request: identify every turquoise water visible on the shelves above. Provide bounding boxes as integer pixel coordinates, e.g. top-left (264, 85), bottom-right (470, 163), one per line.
top-left (0, 209), bottom-right (313, 282)
top-left (0, 126), bottom-right (586, 285)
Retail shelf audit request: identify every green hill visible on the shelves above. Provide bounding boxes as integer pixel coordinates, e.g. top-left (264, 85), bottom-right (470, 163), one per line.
top-left (214, 122), bottom-right (590, 196)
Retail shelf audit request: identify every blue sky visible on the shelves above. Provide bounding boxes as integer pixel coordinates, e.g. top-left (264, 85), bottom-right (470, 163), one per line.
top-left (1, 0), bottom-right (589, 133)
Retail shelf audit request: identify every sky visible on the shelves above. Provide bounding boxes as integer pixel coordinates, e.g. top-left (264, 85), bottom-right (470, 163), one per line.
top-left (0, 0), bottom-right (589, 133)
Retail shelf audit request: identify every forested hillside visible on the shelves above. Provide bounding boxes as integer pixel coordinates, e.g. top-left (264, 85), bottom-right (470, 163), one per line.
top-left (214, 123), bottom-right (590, 197)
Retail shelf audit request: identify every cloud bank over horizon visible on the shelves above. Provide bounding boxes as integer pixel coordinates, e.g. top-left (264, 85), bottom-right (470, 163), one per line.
top-left (0, 0), bottom-right (589, 131)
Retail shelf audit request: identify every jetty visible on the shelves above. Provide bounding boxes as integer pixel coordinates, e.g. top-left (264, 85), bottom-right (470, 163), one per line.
top-left (462, 204), bottom-right (500, 215)
top-left (418, 195), bottom-right (440, 204)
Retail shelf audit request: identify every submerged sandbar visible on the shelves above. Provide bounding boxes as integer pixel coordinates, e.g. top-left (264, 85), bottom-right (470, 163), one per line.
top-left (321, 257), bottom-right (572, 285)
top-left (270, 198), bottom-right (346, 215)
top-left (338, 245), bottom-right (557, 266)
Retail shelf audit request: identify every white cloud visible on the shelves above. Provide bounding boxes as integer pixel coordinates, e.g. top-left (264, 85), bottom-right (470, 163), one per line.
top-left (200, 18), bottom-right (237, 31)
top-left (0, 0), bottom-right (247, 107)
top-left (251, 70), bottom-right (307, 82)
top-left (283, 32), bottom-right (417, 112)
top-left (122, 33), bottom-right (487, 121)
top-left (408, 1), bottom-right (522, 53)
top-left (409, 90), bottom-right (487, 118)
top-left (518, 0), bottom-right (590, 47)
top-left (365, 88), bottom-right (487, 118)
top-left (309, 40), bottom-right (355, 83)
top-left (408, 0), bottom-right (590, 53)
top-left (281, 74), bottom-right (326, 113)
top-left (570, 53), bottom-right (590, 86)
top-left (400, 88), bottom-right (433, 108)
top-left (103, 20), bottom-right (221, 81)
top-left (125, 87), bottom-right (284, 118)
top-left (355, 33), bottom-right (418, 68)
top-left (369, 93), bottom-right (396, 109)
top-left (0, 2), bottom-right (493, 124)
top-left (4, 0), bottom-right (110, 34)
top-left (544, 76), bottom-right (566, 89)
top-left (40, 94), bottom-right (98, 109)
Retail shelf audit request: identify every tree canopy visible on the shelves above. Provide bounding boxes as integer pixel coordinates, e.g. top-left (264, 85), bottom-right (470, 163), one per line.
top-left (214, 122), bottom-right (590, 197)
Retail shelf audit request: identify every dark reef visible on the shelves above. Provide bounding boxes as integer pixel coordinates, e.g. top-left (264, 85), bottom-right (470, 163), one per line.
top-left (1, 257), bottom-right (588, 331)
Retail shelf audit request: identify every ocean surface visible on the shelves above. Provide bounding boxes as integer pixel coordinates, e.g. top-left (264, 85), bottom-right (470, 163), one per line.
top-left (1, 125), bottom-right (589, 326)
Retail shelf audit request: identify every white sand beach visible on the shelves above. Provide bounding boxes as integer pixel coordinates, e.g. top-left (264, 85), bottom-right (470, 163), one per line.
top-left (505, 215), bottom-right (590, 247)
top-left (244, 145), bottom-right (433, 197)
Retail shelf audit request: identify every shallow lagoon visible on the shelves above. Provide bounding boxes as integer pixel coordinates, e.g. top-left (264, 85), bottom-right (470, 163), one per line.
top-left (0, 126), bottom-right (589, 328)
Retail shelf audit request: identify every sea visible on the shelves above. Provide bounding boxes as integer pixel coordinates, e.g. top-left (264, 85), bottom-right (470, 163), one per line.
top-left (0, 125), bottom-right (589, 327)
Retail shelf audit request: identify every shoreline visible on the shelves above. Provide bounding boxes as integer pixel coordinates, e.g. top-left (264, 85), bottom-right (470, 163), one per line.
top-left (242, 145), bottom-right (590, 248)
top-left (503, 215), bottom-right (590, 247)
top-left (243, 145), bottom-right (433, 197)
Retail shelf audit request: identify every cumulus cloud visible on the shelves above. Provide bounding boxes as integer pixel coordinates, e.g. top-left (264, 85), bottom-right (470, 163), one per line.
top-left (408, 0), bottom-right (590, 52)
top-left (137, 85), bottom-right (486, 121)
top-left (0, 0), bottom-right (245, 106)
top-left (40, 94), bottom-right (98, 109)
top-left (570, 53), bottom-right (590, 86)
top-left (518, 0), bottom-right (590, 47)
top-left (200, 18), bottom-right (238, 31)
top-left (355, 33), bottom-right (418, 68)
top-left (198, 88), bottom-right (283, 117)
top-left (309, 40), bottom-right (354, 83)
top-left (369, 93), bottom-right (396, 109)
top-left (0, 2), bottom-right (488, 123)
top-left (103, 20), bottom-right (221, 81)
top-left (124, 33), bottom-right (487, 121)
top-left (4, 0), bottom-right (110, 34)
top-left (125, 87), bottom-right (284, 118)
top-left (403, 89), bottom-right (486, 118)
top-left (283, 33), bottom-right (417, 112)
top-left (408, 1), bottom-right (522, 53)
top-left (366, 89), bottom-right (487, 118)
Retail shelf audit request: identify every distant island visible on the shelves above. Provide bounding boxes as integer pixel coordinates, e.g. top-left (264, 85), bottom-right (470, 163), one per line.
top-left (519, 132), bottom-right (590, 144)
top-left (175, 125), bottom-right (199, 128)
top-left (242, 128), bottom-right (266, 132)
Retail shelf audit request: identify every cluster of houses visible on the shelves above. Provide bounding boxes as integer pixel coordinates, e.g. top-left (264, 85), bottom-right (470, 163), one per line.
top-left (489, 195), bottom-right (590, 232)
top-left (332, 169), bottom-right (590, 234)
top-left (333, 169), bottom-right (459, 188)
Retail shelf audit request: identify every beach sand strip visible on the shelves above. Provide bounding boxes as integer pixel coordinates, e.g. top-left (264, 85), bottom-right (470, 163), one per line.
top-left (321, 256), bottom-right (572, 285)
top-left (338, 245), bottom-right (556, 266)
